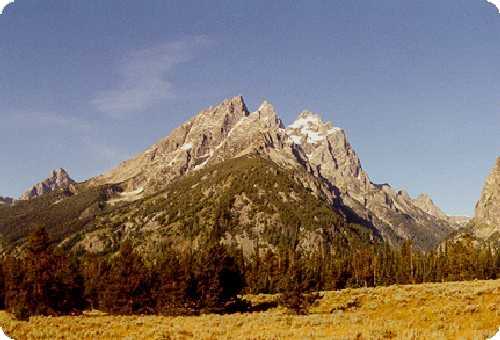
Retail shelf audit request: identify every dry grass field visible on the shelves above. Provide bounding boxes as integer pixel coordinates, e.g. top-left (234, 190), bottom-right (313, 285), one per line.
top-left (1, 279), bottom-right (499, 339)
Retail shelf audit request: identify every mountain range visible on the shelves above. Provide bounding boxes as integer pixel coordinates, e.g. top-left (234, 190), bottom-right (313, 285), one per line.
top-left (0, 96), bottom-right (497, 256)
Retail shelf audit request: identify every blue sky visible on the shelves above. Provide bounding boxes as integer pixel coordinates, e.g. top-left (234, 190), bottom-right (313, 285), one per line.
top-left (0, 0), bottom-right (499, 215)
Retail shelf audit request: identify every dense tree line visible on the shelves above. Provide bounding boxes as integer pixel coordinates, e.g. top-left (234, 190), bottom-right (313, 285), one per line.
top-left (1, 227), bottom-right (246, 319)
top-left (2, 228), bottom-right (85, 320)
top-left (245, 238), bottom-right (500, 293)
top-left (0, 227), bottom-right (499, 319)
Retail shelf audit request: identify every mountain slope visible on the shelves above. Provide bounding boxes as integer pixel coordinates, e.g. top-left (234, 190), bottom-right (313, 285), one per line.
top-left (0, 184), bottom-right (117, 252)
top-left (0, 155), bottom-right (380, 259)
top-left (70, 155), bottom-right (380, 261)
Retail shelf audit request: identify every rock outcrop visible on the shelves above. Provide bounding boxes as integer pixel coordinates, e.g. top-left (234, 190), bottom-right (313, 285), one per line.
top-left (91, 96), bottom-right (456, 250)
top-left (473, 157), bottom-right (500, 238)
top-left (20, 168), bottom-right (76, 200)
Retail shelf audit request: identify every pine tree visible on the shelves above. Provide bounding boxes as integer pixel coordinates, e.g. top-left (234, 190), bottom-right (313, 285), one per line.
top-left (100, 241), bottom-right (154, 315)
top-left (3, 227), bottom-right (86, 319)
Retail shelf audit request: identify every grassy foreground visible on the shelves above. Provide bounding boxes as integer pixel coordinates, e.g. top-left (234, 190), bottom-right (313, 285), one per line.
top-left (0, 280), bottom-right (499, 339)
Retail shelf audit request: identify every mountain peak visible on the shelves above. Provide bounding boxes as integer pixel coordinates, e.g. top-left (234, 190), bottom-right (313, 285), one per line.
top-left (89, 96), bottom-right (461, 249)
top-left (20, 168), bottom-right (75, 200)
top-left (416, 193), bottom-right (434, 204)
top-left (298, 110), bottom-right (322, 120)
top-left (257, 100), bottom-right (273, 111)
top-left (287, 111), bottom-right (342, 146)
top-left (221, 95), bottom-right (248, 113)
top-left (253, 100), bottom-right (283, 128)
top-left (52, 168), bottom-right (70, 178)
top-left (291, 111), bottom-right (323, 128)
top-left (414, 193), bottom-right (446, 218)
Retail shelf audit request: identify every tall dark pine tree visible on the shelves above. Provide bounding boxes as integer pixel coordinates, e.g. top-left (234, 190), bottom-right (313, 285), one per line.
top-left (190, 243), bottom-right (245, 313)
top-left (100, 241), bottom-right (154, 315)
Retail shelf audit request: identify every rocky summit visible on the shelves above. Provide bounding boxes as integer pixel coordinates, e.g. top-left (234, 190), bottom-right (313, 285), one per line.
top-left (473, 157), bottom-right (500, 239)
top-left (20, 168), bottom-right (76, 200)
top-left (87, 96), bottom-right (457, 250)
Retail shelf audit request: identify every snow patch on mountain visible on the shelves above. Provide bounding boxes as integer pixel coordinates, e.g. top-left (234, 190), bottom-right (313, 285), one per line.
top-left (289, 114), bottom-right (321, 129)
top-left (289, 135), bottom-right (302, 144)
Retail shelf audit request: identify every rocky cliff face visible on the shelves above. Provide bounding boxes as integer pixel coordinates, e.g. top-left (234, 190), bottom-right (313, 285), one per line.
top-left (20, 168), bottom-right (76, 200)
top-left (91, 96), bottom-right (456, 250)
top-left (473, 157), bottom-right (500, 238)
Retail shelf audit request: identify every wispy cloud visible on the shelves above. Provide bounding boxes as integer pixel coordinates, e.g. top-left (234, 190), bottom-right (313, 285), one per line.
top-left (91, 36), bottom-right (212, 119)
top-left (486, 0), bottom-right (500, 13)
top-left (0, 0), bottom-right (14, 15)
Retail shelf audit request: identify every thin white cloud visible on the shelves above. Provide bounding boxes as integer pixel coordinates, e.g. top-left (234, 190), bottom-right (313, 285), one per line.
top-left (486, 0), bottom-right (500, 13)
top-left (91, 36), bottom-right (211, 119)
top-left (0, 0), bottom-right (13, 15)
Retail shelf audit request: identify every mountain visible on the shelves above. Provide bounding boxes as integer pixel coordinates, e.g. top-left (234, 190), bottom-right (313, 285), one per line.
top-left (0, 155), bottom-right (377, 258)
top-left (0, 183), bottom-right (115, 249)
top-left (0, 96), bottom-right (461, 254)
top-left (473, 157), bottom-right (500, 239)
top-left (0, 197), bottom-right (13, 206)
top-left (284, 111), bottom-right (453, 249)
top-left (67, 155), bottom-right (378, 261)
top-left (88, 96), bottom-right (454, 250)
top-left (20, 168), bottom-right (76, 200)
top-left (414, 194), bottom-right (449, 221)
